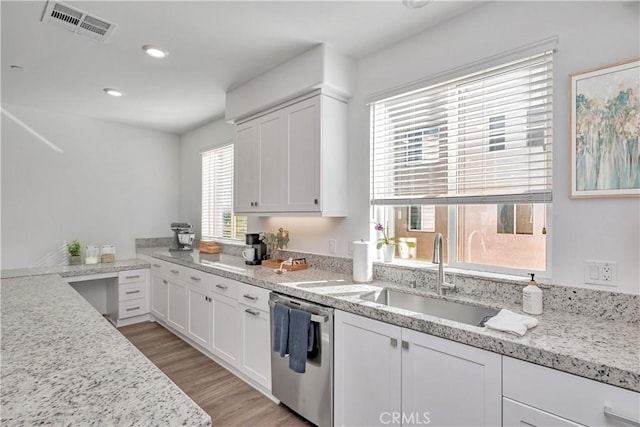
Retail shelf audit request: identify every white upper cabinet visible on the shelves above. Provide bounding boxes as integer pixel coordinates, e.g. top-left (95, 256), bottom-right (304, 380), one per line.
top-left (234, 92), bottom-right (347, 216)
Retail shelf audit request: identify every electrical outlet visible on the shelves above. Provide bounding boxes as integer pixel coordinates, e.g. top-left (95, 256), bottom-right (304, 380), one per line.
top-left (584, 260), bottom-right (617, 286)
top-left (347, 241), bottom-right (354, 256)
top-left (328, 239), bottom-right (337, 254)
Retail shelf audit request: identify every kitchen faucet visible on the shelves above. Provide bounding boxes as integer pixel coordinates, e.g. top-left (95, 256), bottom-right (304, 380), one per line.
top-left (433, 233), bottom-right (456, 295)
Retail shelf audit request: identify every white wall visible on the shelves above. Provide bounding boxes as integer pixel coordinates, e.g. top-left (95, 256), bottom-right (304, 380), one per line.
top-left (350, 1), bottom-right (640, 293)
top-left (1, 105), bottom-right (179, 268)
top-left (178, 118), bottom-right (235, 238)
top-left (183, 2), bottom-right (639, 294)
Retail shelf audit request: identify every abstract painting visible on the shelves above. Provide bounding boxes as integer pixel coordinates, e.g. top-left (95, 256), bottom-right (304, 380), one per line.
top-left (570, 58), bottom-right (640, 198)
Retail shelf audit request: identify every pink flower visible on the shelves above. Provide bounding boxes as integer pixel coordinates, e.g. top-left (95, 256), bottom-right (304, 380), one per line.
top-left (374, 223), bottom-right (384, 232)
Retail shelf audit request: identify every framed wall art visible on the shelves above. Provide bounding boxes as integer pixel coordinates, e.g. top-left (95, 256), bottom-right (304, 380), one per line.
top-left (570, 58), bottom-right (639, 198)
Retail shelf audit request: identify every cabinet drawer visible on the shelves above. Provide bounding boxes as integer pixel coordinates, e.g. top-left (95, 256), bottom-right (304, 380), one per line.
top-left (182, 266), bottom-right (211, 289)
top-left (237, 282), bottom-right (270, 311)
top-left (503, 398), bottom-right (583, 427)
top-left (119, 297), bottom-right (149, 319)
top-left (150, 259), bottom-right (169, 274)
top-left (503, 357), bottom-right (640, 427)
top-left (118, 269), bottom-right (148, 284)
top-left (120, 282), bottom-right (148, 301)
top-left (211, 276), bottom-right (239, 298)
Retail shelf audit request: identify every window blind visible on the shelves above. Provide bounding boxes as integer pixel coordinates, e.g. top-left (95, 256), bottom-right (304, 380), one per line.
top-left (202, 144), bottom-right (247, 240)
top-left (371, 51), bottom-right (553, 206)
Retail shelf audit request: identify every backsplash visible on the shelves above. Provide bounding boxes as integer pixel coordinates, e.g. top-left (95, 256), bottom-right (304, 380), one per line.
top-left (141, 239), bottom-right (638, 323)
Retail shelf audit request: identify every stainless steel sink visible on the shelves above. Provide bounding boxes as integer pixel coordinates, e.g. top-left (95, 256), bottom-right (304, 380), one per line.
top-left (360, 288), bottom-right (499, 327)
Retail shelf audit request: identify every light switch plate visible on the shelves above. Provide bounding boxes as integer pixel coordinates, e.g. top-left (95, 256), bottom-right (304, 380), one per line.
top-left (328, 239), bottom-right (337, 254)
top-left (584, 260), bottom-right (617, 286)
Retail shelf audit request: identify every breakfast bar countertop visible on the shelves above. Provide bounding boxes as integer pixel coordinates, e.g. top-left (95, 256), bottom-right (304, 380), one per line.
top-left (139, 247), bottom-right (640, 393)
top-left (0, 273), bottom-right (211, 426)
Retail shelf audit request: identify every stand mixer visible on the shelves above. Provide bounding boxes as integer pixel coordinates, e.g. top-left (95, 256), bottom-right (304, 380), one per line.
top-left (170, 222), bottom-right (195, 252)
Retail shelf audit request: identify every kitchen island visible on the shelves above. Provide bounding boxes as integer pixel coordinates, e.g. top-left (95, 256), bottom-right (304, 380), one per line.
top-left (1, 273), bottom-right (211, 426)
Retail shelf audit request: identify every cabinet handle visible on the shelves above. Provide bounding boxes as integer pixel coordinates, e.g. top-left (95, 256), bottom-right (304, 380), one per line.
top-left (390, 338), bottom-right (398, 347)
top-left (153, 264), bottom-right (161, 268)
top-left (162, 279), bottom-right (168, 284)
top-left (215, 284), bottom-right (228, 290)
top-left (314, 198), bottom-right (318, 205)
top-left (604, 406), bottom-right (640, 426)
top-left (125, 275), bottom-right (140, 279)
top-left (205, 296), bottom-right (212, 302)
top-left (170, 269), bottom-right (179, 274)
top-left (125, 290), bottom-right (140, 295)
top-left (190, 276), bottom-right (201, 281)
top-left (245, 308), bottom-right (260, 316)
top-left (126, 306), bottom-right (140, 311)
top-left (243, 294), bottom-right (258, 301)
top-left (401, 340), bottom-right (409, 350)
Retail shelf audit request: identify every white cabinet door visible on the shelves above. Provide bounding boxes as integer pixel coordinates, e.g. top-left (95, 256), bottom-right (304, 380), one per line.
top-left (256, 112), bottom-right (284, 212)
top-left (284, 96), bottom-right (320, 211)
top-left (166, 280), bottom-right (187, 333)
top-left (334, 310), bottom-right (402, 427)
top-left (150, 272), bottom-right (168, 320)
top-left (211, 293), bottom-right (241, 366)
top-left (401, 328), bottom-right (502, 427)
top-left (240, 304), bottom-right (271, 390)
top-left (503, 398), bottom-right (583, 427)
top-left (187, 285), bottom-right (211, 349)
top-left (234, 122), bottom-right (259, 212)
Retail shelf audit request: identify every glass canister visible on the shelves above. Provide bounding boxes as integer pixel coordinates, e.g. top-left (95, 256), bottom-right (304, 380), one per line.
top-left (101, 244), bottom-right (116, 263)
top-left (85, 246), bottom-right (100, 264)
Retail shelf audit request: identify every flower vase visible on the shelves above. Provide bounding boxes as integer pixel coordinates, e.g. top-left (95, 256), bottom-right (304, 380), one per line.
top-left (382, 244), bottom-right (396, 263)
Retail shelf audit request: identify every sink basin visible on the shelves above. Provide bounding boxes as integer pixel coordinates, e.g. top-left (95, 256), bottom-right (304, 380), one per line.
top-left (360, 288), bottom-right (499, 327)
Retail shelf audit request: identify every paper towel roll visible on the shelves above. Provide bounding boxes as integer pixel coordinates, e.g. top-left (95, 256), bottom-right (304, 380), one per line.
top-left (352, 240), bottom-right (373, 283)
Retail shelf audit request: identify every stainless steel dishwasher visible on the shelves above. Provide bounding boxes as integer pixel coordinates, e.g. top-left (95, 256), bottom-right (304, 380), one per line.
top-left (269, 293), bottom-right (334, 427)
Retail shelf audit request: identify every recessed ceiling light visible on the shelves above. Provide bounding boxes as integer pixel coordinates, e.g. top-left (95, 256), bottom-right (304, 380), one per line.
top-left (103, 88), bottom-right (123, 97)
top-left (142, 44), bottom-right (168, 59)
top-left (402, 0), bottom-right (430, 8)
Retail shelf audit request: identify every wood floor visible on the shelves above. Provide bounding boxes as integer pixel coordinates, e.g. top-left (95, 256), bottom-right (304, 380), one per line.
top-left (119, 321), bottom-right (310, 427)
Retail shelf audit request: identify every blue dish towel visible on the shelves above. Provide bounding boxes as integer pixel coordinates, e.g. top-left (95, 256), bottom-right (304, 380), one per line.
top-left (288, 308), bottom-right (314, 373)
top-left (272, 303), bottom-right (290, 357)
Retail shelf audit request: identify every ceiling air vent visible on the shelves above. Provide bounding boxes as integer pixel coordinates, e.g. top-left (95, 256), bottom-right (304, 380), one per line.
top-left (42, 1), bottom-right (117, 43)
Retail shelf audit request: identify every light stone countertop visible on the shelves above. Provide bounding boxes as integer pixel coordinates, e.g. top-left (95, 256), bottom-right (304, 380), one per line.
top-left (1, 272), bottom-right (211, 426)
top-left (140, 247), bottom-right (640, 393)
top-left (1, 258), bottom-right (150, 279)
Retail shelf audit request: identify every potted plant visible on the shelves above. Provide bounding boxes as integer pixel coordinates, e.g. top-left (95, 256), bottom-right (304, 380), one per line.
top-left (67, 240), bottom-right (82, 265)
top-left (374, 223), bottom-right (415, 263)
top-left (261, 228), bottom-right (290, 260)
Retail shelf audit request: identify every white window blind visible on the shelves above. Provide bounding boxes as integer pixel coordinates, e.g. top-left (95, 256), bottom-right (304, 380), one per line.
top-left (202, 144), bottom-right (247, 240)
top-left (371, 51), bottom-right (553, 206)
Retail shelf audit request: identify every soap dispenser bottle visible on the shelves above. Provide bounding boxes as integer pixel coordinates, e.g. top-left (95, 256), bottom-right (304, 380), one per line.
top-left (523, 273), bottom-right (543, 315)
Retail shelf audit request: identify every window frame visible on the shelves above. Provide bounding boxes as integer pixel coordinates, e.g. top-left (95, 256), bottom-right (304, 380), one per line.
top-left (201, 142), bottom-right (247, 242)
top-left (369, 49), bottom-right (554, 277)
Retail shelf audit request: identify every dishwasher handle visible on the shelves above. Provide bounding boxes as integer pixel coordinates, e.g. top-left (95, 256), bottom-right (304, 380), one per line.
top-left (268, 300), bottom-right (329, 323)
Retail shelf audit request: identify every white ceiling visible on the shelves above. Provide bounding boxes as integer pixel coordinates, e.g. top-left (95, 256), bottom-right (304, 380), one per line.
top-left (1, 1), bottom-right (484, 134)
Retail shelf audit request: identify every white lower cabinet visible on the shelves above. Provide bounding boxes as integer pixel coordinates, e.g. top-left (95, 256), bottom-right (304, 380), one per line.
top-left (166, 279), bottom-right (187, 333)
top-left (335, 310), bottom-right (502, 427)
top-left (211, 292), bottom-right (241, 366)
top-left (402, 328), bottom-right (501, 426)
top-left (334, 310), bottom-right (402, 427)
top-left (187, 284), bottom-right (211, 349)
top-left (150, 272), bottom-right (168, 320)
top-left (149, 260), bottom-right (272, 393)
top-left (239, 303), bottom-right (271, 390)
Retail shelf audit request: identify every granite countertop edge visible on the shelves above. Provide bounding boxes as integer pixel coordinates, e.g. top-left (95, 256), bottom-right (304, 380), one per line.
top-left (140, 248), bottom-right (640, 393)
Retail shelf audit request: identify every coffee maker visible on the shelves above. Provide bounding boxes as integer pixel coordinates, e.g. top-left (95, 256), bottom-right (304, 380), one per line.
top-left (244, 233), bottom-right (267, 265)
top-left (170, 222), bottom-right (195, 252)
